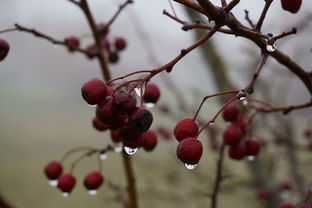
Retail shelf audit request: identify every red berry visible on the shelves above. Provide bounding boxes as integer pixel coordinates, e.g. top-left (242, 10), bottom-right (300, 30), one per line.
top-left (84, 171), bottom-right (104, 191)
top-left (157, 127), bottom-right (171, 140)
top-left (281, 0), bottom-right (302, 13)
top-left (109, 51), bottom-right (119, 63)
top-left (57, 173), bottom-right (76, 194)
top-left (113, 91), bottom-right (137, 114)
top-left (223, 124), bottom-right (242, 146)
top-left (130, 107), bottom-right (153, 132)
top-left (114, 37), bottom-right (127, 51)
top-left (228, 142), bottom-right (246, 160)
top-left (110, 130), bottom-right (122, 143)
top-left (142, 130), bottom-right (158, 151)
top-left (96, 96), bottom-right (115, 125)
top-left (143, 83), bottom-right (161, 104)
top-left (0, 39), bottom-right (10, 62)
top-left (92, 117), bottom-right (107, 131)
top-left (245, 137), bottom-right (261, 156)
top-left (81, 78), bottom-right (108, 105)
top-left (278, 202), bottom-right (294, 208)
top-left (222, 103), bottom-right (239, 122)
top-left (174, 118), bottom-right (199, 142)
top-left (280, 181), bottom-right (292, 191)
top-left (85, 44), bottom-right (97, 59)
top-left (65, 36), bottom-right (80, 51)
top-left (118, 124), bottom-right (142, 142)
top-left (177, 137), bottom-right (203, 165)
top-left (97, 23), bottom-right (109, 36)
top-left (233, 117), bottom-right (249, 134)
top-left (304, 128), bottom-right (312, 139)
top-left (44, 160), bottom-right (63, 180)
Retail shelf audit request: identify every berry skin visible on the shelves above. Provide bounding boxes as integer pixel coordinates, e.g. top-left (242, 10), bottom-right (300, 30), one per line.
top-left (113, 91), bottom-right (137, 114)
top-left (278, 202), bottom-right (294, 208)
top-left (110, 130), bottom-right (122, 143)
top-left (84, 171), bottom-right (104, 191)
top-left (96, 96), bottom-right (115, 125)
top-left (81, 78), bottom-right (108, 105)
top-left (44, 160), bottom-right (63, 180)
top-left (109, 51), bottom-right (119, 64)
top-left (130, 107), bottom-right (153, 132)
top-left (118, 124), bottom-right (142, 142)
top-left (143, 83), bottom-right (161, 104)
top-left (223, 124), bottom-right (242, 146)
top-left (57, 173), bottom-right (76, 194)
top-left (222, 103), bottom-right (239, 122)
top-left (142, 130), bottom-right (158, 151)
top-left (0, 39), bottom-right (10, 62)
top-left (97, 23), bottom-right (109, 36)
top-left (281, 0), bottom-right (302, 13)
top-left (114, 37), bottom-right (127, 51)
top-left (85, 44), bottom-right (97, 59)
top-left (65, 36), bottom-right (80, 51)
top-left (177, 137), bottom-right (203, 165)
top-left (233, 117), bottom-right (249, 134)
top-left (245, 138), bottom-right (261, 156)
top-left (228, 142), bottom-right (246, 160)
top-left (92, 117), bottom-right (107, 131)
top-left (122, 135), bottom-right (143, 148)
top-left (174, 118), bottom-right (199, 142)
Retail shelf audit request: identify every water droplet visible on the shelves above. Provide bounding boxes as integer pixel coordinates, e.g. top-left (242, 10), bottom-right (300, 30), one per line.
top-left (99, 153), bottom-right (107, 160)
top-left (209, 122), bottom-right (214, 126)
top-left (124, 146), bottom-right (138, 155)
top-left (88, 190), bottom-right (98, 195)
top-left (145, 102), bottom-right (155, 108)
top-left (242, 99), bottom-right (248, 106)
top-left (266, 43), bottom-right (276, 52)
top-left (134, 88), bottom-right (144, 97)
top-left (239, 96), bottom-right (246, 101)
top-left (184, 163), bottom-right (198, 170)
top-left (62, 192), bottom-right (69, 197)
top-left (247, 155), bottom-right (255, 161)
top-left (114, 146), bottom-right (123, 153)
top-left (280, 190), bottom-right (290, 199)
top-left (48, 180), bottom-right (58, 187)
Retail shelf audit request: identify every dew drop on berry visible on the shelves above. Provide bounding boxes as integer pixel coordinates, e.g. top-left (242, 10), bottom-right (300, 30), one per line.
top-left (184, 163), bottom-right (198, 170)
top-left (62, 192), bottom-right (70, 197)
top-left (99, 153), bottom-right (107, 160)
top-left (247, 155), bottom-right (255, 161)
top-left (145, 102), bottom-right (155, 108)
top-left (114, 145), bottom-right (123, 153)
top-left (124, 146), bottom-right (138, 155)
top-left (88, 190), bottom-right (98, 195)
top-left (266, 43), bottom-right (276, 52)
top-left (49, 180), bottom-right (58, 187)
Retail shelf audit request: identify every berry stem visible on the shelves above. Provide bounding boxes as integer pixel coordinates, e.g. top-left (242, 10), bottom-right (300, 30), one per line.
top-left (105, 0), bottom-right (133, 30)
top-left (107, 71), bottom-right (152, 85)
top-left (244, 10), bottom-right (255, 28)
top-left (60, 146), bottom-right (96, 163)
top-left (0, 28), bottom-right (17, 34)
top-left (255, 0), bottom-right (273, 31)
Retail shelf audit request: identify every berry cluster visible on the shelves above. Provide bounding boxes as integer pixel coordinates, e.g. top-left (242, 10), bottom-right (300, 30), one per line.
top-left (44, 160), bottom-right (104, 196)
top-left (0, 38), bottom-right (10, 62)
top-left (222, 103), bottom-right (261, 160)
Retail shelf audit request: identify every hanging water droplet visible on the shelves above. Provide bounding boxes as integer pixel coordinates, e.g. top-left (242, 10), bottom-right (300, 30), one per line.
top-left (99, 153), bottom-right (107, 160)
top-left (62, 192), bottom-right (69, 197)
top-left (88, 190), bottom-right (98, 195)
top-left (114, 146), bottom-right (123, 153)
top-left (266, 43), bottom-right (276, 52)
top-left (239, 96), bottom-right (246, 101)
top-left (134, 87), bottom-right (144, 97)
top-left (48, 180), bottom-right (58, 187)
top-left (124, 146), bottom-right (138, 155)
top-left (145, 102), bottom-right (155, 108)
top-left (184, 163), bottom-right (198, 170)
top-left (280, 190), bottom-right (290, 199)
top-left (247, 155), bottom-right (255, 161)
top-left (209, 122), bottom-right (214, 126)
top-left (242, 99), bottom-right (248, 106)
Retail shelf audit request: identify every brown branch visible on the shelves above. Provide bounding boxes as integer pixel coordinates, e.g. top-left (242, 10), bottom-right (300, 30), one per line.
top-left (224, 0), bottom-right (240, 13)
top-left (0, 28), bottom-right (17, 34)
top-left (255, 0), bottom-right (273, 31)
top-left (273, 27), bottom-right (297, 41)
top-left (254, 100), bottom-right (312, 115)
top-left (220, 0), bottom-right (227, 7)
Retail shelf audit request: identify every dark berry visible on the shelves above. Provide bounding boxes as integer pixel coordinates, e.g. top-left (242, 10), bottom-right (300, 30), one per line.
top-left (44, 160), bottom-right (63, 180)
top-left (92, 117), bottom-right (107, 131)
top-left (84, 171), bottom-right (104, 190)
top-left (110, 130), bottom-right (122, 143)
top-left (223, 124), bottom-right (242, 145)
top-left (174, 118), bottom-right (199, 142)
top-left (130, 107), bottom-right (153, 132)
top-left (57, 173), bottom-right (76, 194)
top-left (228, 142), bottom-right (246, 160)
top-left (245, 137), bottom-right (260, 156)
top-left (113, 91), bottom-right (137, 114)
top-left (65, 36), bottom-right (80, 51)
top-left (97, 23), bottom-right (109, 36)
top-left (281, 0), bottom-right (302, 13)
top-left (114, 37), bottom-right (127, 51)
top-left (118, 124), bottom-right (142, 142)
top-left (278, 202), bottom-right (294, 208)
top-left (142, 130), bottom-right (157, 151)
top-left (143, 83), bottom-right (161, 104)
top-left (177, 137), bottom-right (203, 165)
top-left (122, 135), bottom-right (143, 148)
top-left (0, 39), bottom-right (10, 62)
top-left (81, 78), bottom-right (108, 105)
top-left (109, 51), bottom-right (119, 63)
top-left (96, 96), bottom-right (115, 125)
top-left (222, 103), bottom-right (239, 122)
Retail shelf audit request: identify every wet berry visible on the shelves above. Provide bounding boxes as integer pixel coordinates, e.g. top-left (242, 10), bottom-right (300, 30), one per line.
top-left (114, 37), bottom-right (127, 51)
top-left (223, 124), bottom-right (242, 145)
top-left (44, 160), bottom-right (63, 180)
top-left (281, 0), bottom-right (302, 13)
top-left (122, 135), bottom-right (143, 148)
top-left (142, 130), bottom-right (158, 151)
top-left (222, 103), bottom-right (239, 122)
top-left (0, 39), bottom-right (10, 62)
top-left (174, 118), bottom-right (199, 142)
top-left (143, 83), bottom-right (161, 104)
top-left (245, 137), bottom-right (260, 156)
top-left (92, 117), bottom-right (107, 131)
top-left (57, 173), bottom-right (76, 194)
top-left (228, 142), bottom-right (246, 160)
top-left (177, 137), bottom-right (203, 165)
top-left (130, 107), bottom-right (153, 132)
top-left (113, 91), bottom-right (137, 114)
top-left (81, 78), bottom-right (108, 105)
top-left (84, 171), bottom-right (104, 191)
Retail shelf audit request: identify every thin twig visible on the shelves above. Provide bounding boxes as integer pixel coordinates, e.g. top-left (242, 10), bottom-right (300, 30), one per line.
top-left (168, 0), bottom-right (178, 17)
top-left (106, 0), bottom-right (133, 29)
top-left (244, 10), bottom-right (255, 28)
top-left (255, 0), bottom-right (273, 31)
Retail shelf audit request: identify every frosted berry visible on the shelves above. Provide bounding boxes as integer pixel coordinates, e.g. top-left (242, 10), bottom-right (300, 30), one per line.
top-left (143, 83), bottom-right (161, 104)
top-left (130, 107), bottom-right (153, 132)
top-left (174, 118), bottom-right (199, 142)
top-left (110, 130), bottom-right (122, 143)
top-left (113, 91), bottom-right (137, 114)
top-left (84, 171), bottom-right (104, 191)
top-left (44, 160), bottom-right (63, 180)
top-left (177, 137), bottom-right (203, 165)
top-left (96, 96), bottom-right (115, 125)
top-left (245, 138), bottom-right (260, 156)
top-left (0, 39), bottom-right (10, 62)
top-left (228, 142), bottom-right (246, 160)
top-left (278, 202), bottom-right (294, 208)
top-left (114, 37), bottom-right (127, 51)
top-left (57, 173), bottom-right (76, 194)
top-left (222, 103), bottom-right (239, 122)
top-left (97, 23), bottom-right (109, 36)
top-left (142, 130), bottom-right (158, 151)
top-left (65, 36), bottom-right (79, 51)
top-left (92, 117), bottom-right (107, 131)
top-left (81, 78), bottom-right (108, 105)
top-left (223, 124), bottom-right (242, 145)
top-left (281, 0), bottom-right (302, 13)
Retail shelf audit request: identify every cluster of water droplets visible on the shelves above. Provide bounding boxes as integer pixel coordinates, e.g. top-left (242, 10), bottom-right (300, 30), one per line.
top-left (124, 146), bottom-right (138, 155)
top-left (185, 163), bottom-right (198, 170)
